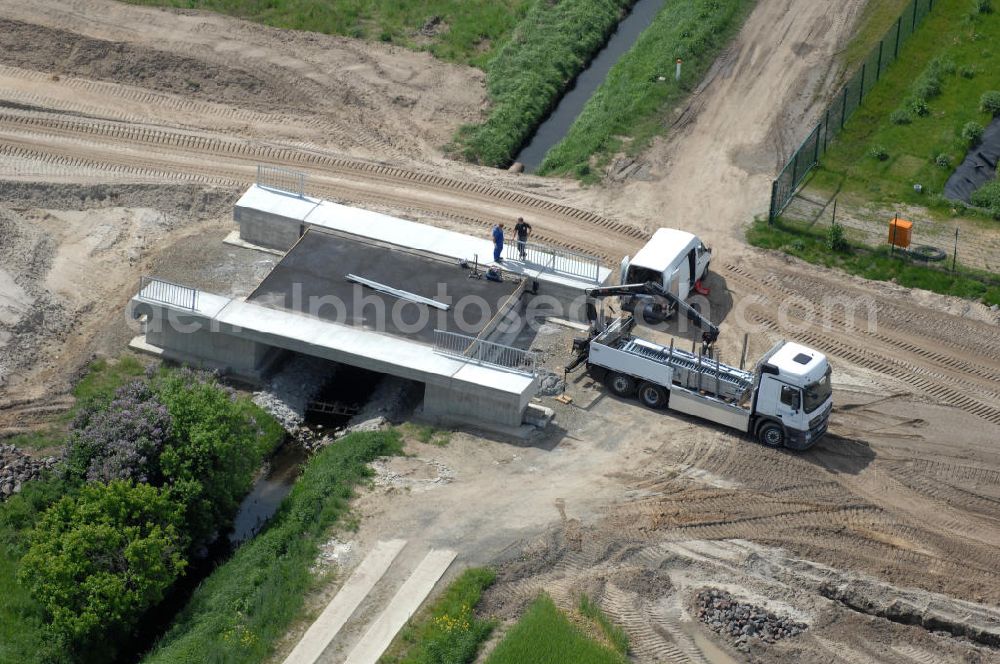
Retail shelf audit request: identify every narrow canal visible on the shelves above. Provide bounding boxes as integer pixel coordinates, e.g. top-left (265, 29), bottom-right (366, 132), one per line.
top-left (514, 0), bottom-right (667, 172)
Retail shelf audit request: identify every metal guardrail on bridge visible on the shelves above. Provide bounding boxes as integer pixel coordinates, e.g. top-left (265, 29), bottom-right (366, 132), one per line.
top-left (138, 276), bottom-right (198, 311)
top-left (504, 239), bottom-right (602, 283)
top-left (257, 164), bottom-right (307, 197)
top-left (433, 330), bottom-right (538, 375)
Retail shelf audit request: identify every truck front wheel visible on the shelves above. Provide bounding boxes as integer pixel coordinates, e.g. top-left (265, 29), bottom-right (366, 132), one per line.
top-left (605, 372), bottom-right (636, 398)
top-left (757, 421), bottom-right (786, 448)
top-left (638, 382), bottom-right (668, 409)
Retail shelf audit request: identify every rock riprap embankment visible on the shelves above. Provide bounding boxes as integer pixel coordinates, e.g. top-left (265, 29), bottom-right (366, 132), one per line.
top-left (0, 444), bottom-right (58, 498)
top-left (696, 588), bottom-right (807, 648)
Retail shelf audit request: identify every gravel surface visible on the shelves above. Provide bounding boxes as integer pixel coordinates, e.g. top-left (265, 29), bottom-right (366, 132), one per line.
top-left (0, 444), bottom-right (58, 499)
top-left (696, 588), bottom-right (807, 649)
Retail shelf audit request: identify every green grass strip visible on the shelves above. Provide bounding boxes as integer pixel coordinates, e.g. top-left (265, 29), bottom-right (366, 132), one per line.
top-left (538, 0), bottom-right (753, 178)
top-left (141, 429), bottom-right (402, 664)
top-left (453, 0), bottom-right (634, 167)
top-left (485, 594), bottom-right (628, 664)
top-left (123, 0), bottom-right (531, 67)
top-left (812, 0), bottom-right (1000, 209)
top-left (578, 596), bottom-right (628, 656)
top-left (382, 567), bottom-right (496, 664)
top-left (747, 218), bottom-right (1000, 306)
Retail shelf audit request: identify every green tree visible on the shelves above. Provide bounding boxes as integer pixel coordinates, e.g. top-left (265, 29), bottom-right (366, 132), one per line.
top-left (17, 481), bottom-right (188, 661)
top-left (153, 369), bottom-right (279, 546)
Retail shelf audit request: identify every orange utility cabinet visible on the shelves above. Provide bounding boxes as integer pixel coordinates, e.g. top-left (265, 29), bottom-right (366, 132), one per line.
top-left (888, 217), bottom-right (912, 249)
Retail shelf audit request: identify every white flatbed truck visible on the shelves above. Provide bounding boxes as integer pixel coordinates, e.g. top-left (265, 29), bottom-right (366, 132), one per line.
top-left (568, 281), bottom-right (832, 449)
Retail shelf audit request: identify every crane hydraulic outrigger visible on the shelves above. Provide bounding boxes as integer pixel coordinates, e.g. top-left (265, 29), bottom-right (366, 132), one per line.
top-left (565, 281), bottom-right (833, 449)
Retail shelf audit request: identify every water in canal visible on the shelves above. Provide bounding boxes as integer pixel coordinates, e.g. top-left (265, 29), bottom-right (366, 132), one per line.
top-left (514, 0), bottom-right (668, 172)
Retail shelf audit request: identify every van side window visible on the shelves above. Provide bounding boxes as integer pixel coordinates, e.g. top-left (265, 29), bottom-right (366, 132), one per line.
top-left (780, 385), bottom-right (801, 409)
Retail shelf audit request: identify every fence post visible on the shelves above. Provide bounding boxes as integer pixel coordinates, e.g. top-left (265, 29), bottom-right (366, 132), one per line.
top-left (768, 181), bottom-right (779, 225)
top-left (952, 227), bottom-right (959, 273)
top-left (859, 63), bottom-right (866, 104)
top-left (894, 16), bottom-right (902, 58)
top-left (876, 40), bottom-right (884, 81)
top-left (823, 109), bottom-right (830, 152)
top-left (812, 124), bottom-right (821, 163)
top-left (912, 0), bottom-right (918, 31)
top-left (841, 86), bottom-right (849, 128)
top-left (791, 150), bottom-right (799, 186)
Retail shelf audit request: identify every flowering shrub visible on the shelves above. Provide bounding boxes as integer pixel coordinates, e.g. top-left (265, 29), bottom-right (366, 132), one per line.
top-left (65, 380), bottom-right (172, 485)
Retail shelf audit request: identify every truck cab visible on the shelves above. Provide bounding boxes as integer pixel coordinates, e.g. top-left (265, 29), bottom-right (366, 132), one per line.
top-left (751, 341), bottom-right (832, 449)
top-left (619, 229), bottom-right (711, 316)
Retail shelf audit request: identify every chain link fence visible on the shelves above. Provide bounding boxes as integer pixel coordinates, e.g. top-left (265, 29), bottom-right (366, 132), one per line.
top-left (769, 0), bottom-right (938, 222)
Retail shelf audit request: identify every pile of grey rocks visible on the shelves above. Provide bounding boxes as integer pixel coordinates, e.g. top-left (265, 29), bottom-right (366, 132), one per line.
top-left (0, 444), bottom-right (58, 499)
top-left (696, 589), bottom-right (807, 648)
top-left (252, 355), bottom-right (332, 433)
top-left (536, 370), bottom-right (566, 397)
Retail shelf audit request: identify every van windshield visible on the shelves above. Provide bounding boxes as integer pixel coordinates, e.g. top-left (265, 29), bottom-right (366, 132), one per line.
top-left (803, 369), bottom-right (832, 413)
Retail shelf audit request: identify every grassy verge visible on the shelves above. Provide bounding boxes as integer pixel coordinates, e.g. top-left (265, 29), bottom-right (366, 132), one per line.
top-left (579, 596), bottom-right (628, 656)
top-left (811, 0), bottom-right (1000, 209)
top-left (748, 217), bottom-right (1000, 306)
top-left (485, 594), bottom-right (628, 664)
top-left (452, 0), bottom-right (633, 167)
top-left (141, 429), bottom-right (402, 664)
top-left (124, 0), bottom-right (530, 67)
top-left (382, 567), bottom-right (496, 664)
top-left (400, 423), bottom-right (452, 447)
top-left (537, 0), bottom-right (753, 178)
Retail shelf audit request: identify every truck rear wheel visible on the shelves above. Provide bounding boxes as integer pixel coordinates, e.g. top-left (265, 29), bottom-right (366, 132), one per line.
top-left (757, 421), bottom-right (786, 448)
top-left (605, 372), bottom-right (636, 398)
top-left (638, 382), bottom-right (668, 409)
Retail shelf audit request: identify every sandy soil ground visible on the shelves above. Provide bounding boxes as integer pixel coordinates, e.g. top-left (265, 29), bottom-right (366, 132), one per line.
top-left (593, 0), bottom-right (868, 257)
top-left (1, 1), bottom-right (999, 662)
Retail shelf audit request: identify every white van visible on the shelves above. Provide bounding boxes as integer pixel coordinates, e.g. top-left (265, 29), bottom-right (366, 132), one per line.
top-left (619, 228), bottom-right (711, 317)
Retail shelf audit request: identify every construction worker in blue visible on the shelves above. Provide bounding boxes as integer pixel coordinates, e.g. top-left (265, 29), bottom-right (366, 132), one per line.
top-left (492, 223), bottom-right (504, 263)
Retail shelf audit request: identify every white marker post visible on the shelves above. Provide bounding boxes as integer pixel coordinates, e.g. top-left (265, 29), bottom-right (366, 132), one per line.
top-left (675, 58), bottom-right (683, 81)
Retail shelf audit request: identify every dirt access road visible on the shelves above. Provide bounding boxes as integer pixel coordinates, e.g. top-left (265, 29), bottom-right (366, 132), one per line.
top-left (1, 1), bottom-right (999, 662)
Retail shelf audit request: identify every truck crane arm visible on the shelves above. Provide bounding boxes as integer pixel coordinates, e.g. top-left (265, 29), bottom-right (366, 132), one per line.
top-left (585, 281), bottom-right (720, 351)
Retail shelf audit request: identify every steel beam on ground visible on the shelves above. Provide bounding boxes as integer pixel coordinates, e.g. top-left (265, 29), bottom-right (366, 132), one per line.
top-left (345, 274), bottom-right (449, 310)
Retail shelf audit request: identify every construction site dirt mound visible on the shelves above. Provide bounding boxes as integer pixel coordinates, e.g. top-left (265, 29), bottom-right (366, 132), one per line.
top-left (0, 18), bottom-right (305, 112)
